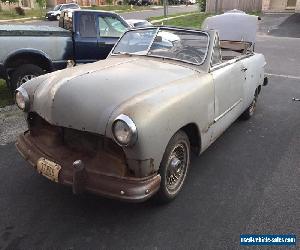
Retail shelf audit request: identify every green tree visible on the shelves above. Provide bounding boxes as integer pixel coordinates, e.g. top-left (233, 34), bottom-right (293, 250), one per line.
top-left (35, 0), bottom-right (46, 17)
top-left (197, 0), bottom-right (206, 12)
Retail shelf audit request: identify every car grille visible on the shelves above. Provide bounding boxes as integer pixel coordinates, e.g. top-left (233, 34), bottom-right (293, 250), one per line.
top-left (27, 112), bottom-right (125, 161)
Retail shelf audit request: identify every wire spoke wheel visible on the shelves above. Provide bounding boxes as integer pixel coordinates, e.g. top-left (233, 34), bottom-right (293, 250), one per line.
top-left (157, 130), bottom-right (190, 202)
top-left (17, 74), bottom-right (36, 88)
top-left (248, 98), bottom-right (256, 116)
top-left (166, 143), bottom-right (188, 193)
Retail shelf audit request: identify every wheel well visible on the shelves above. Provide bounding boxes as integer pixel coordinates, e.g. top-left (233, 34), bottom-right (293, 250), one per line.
top-left (5, 52), bottom-right (53, 74)
top-left (180, 123), bottom-right (201, 154)
top-left (256, 85), bottom-right (261, 96)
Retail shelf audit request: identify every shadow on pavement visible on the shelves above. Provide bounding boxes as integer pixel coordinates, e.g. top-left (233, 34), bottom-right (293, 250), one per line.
top-left (268, 13), bottom-right (300, 38)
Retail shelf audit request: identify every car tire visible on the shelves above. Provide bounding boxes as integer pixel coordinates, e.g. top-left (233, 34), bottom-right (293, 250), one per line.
top-left (241, 96), bottom-right (257, 120)
top-left (11, 64), bottom-right (44, 90)
top-left (56, 14), bottom-right (60, 21)
top-left (156, 130), bottom-right (190, 203)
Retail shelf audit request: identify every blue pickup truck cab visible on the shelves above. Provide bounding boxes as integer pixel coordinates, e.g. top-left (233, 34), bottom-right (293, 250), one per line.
top-left (0, 10), bottom-right (129, 90)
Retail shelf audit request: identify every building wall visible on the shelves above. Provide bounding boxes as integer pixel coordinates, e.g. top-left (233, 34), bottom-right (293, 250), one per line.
top-left (206, 0), bottom-right (262, 13)
top-left (269, 0), bottom-right (287, 10)
top-left (262, 0), bottom-right (300, 11)
top-left (296, 0), bottom-right (300, 11)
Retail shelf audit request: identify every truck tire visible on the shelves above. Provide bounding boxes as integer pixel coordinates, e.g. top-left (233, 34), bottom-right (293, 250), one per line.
top-left (11, 64), bottom-right (44, 90)
top-left (156, 130), bottom-right (191, 203)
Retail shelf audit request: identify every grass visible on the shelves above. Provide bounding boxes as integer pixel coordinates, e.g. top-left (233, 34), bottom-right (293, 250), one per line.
top-left (0, 80), bottom-right (13, 108)
top-left (0, 8), bottom-right (46, 20)
top-left (149, 10), bottom-right (261, 28)
top-left (149, 12), bottom-right (211, 29)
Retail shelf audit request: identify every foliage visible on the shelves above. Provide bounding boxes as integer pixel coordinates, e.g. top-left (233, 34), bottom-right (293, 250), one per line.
top-left (197, 0), bottom-right (206, 12)
top-left (0, 80), bottom-right (13, 108)
top-left (35, 0), bottom-right (46, 9)
top-left (15, 6), bottom-right (25, 16)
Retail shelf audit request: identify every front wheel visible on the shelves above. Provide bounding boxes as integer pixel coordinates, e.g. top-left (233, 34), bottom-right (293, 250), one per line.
top-left (11, 64), bottom-right (44, 90)
top-left (56, 14), bottom-right (60, 21)
top-left (156, 130), bottom-right (190, 203)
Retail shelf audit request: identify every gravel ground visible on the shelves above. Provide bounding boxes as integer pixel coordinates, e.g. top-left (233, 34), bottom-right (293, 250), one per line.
top-left (0, 105), bottom-right (27, 145)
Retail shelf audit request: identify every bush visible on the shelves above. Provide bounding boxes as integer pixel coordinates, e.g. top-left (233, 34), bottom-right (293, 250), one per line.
top-left (198, 0), bottom-right (206, 12)
top-left (15, 6), bottom-right (25, 16)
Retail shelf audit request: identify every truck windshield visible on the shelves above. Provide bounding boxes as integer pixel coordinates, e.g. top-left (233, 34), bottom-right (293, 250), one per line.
top-left (53, 5), bottom-right (61, 11)
top-left (113, 27), bottom-right (209, 65)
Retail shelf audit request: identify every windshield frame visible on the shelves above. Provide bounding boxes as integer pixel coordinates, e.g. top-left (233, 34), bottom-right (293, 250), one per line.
top-left (111, 26), bottom-right (210, 66)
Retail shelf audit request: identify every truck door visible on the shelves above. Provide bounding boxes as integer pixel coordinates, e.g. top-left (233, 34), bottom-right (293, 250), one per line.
top-left (96, 14), bottom-right (128, 59)
top-left (74, 12), bottom-right (102, 63)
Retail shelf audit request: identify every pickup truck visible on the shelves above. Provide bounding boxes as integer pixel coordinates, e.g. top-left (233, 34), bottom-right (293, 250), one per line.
top-left (0, 10), bottom-right (129, 90)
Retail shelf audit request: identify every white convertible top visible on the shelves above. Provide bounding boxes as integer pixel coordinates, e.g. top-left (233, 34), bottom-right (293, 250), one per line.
top-left (202, 10), bottom-right (258, 44)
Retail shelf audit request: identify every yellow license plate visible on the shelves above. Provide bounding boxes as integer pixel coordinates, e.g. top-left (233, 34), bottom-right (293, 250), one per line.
top-left (37, 158), bottom-right (61, 183)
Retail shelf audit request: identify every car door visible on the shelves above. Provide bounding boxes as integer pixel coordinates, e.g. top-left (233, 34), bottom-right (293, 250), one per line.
top-left (240, 54), bottom-right (264, 110)
top-left (96, 14), bottom-right (128, 59)
top-left (74, 12), bottom-right (101, 63)
top-left (210, 37), bottom-right (246, 141)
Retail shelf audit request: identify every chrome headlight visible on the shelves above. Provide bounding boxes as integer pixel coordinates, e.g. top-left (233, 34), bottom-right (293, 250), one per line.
top-left (15, 87), bottom-right (30, 111)
top-left (112, 114), bottom-right (137, 147)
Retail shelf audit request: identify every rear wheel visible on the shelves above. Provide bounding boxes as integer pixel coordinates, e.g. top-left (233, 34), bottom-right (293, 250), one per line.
top-left (56, 14), bottom-right (60, 21)
top-left (241, 96), bottom-right (257, 120)
top-left (11, 64), bottom-right (44, 90)
top-left (156, 131), bottom-right (190, 203)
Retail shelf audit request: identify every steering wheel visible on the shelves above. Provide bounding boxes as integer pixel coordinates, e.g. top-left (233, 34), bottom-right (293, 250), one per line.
top-left (176, 48), bottom-right (205, 64)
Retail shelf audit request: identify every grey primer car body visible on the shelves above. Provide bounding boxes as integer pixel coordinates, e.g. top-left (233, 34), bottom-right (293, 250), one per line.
top-left (15, 12), bottom-right (267, 202)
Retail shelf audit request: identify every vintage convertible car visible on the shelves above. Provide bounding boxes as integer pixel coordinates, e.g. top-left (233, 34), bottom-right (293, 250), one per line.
top-left (15, 12), bottom-right (267, 202)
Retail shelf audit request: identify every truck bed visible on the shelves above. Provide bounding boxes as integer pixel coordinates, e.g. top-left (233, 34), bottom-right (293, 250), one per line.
top-left (0, 25), bottom-right (71, 37)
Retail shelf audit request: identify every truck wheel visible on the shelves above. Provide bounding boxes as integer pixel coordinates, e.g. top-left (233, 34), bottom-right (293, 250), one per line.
top-left (156, 130), bottom-right (190, 203)
top-left (241, 96), bottom-right (257, 120)
top-left (11, 64), bottom-right (44, 90)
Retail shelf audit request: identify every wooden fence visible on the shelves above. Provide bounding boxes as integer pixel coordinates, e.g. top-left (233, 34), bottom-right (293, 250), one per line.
top-left (206, 0), bottom-right (262, 13)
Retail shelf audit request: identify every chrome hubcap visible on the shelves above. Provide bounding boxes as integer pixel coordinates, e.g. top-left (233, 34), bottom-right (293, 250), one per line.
top-left (17, 74), bottom-right (36, 87)
top-left (166, 143), bottom-right (188, 193)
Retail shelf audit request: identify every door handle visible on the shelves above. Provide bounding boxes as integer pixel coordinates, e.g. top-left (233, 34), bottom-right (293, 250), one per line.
top-left (241, 67), bottom-right (248, 72)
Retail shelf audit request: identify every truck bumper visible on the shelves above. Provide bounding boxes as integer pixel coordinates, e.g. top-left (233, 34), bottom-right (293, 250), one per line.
top-left (15, 131), bottom-right (161, 202)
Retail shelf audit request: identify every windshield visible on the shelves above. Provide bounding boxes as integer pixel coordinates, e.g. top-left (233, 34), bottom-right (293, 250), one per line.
top-left (53, 5), bottom-right (61, 11)
top-left (113, 27), bottom-right (209, 65)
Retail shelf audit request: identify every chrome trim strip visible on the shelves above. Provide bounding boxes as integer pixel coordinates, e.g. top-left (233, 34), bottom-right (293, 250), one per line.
top-left (214, 98), bottom-right (242, 123)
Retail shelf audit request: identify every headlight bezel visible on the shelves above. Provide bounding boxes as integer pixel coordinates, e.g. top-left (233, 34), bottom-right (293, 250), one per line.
top-left (15, 87), bottom-right (30, 112)
top-left (112, 114), bottom-right (138, 147)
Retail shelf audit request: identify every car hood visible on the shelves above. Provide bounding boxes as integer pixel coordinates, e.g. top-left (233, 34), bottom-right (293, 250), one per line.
top-left (31, 56), bottom-right (198, 135)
